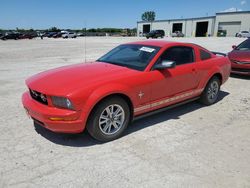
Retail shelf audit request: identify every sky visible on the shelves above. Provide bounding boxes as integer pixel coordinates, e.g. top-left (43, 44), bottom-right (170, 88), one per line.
top-left (0, 0), bottom-right (249, 29)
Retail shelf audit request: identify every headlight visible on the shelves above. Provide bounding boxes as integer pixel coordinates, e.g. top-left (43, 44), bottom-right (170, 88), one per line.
top-left (51, 96), bottom-right (74, 110)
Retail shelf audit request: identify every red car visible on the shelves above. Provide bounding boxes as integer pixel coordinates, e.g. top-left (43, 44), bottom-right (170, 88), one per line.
top-left (22, 40), bottom-right (231, 141)
top-left (228, 38), bottom-right (250, 75)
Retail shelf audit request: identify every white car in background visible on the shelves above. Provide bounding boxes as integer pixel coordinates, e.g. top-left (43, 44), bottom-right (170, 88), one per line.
top-left (62, 32), bottom-right (77, 39)
top-left (171, 31), bottom-right (184, 37)
top-left (236, 31), bottom-right (250, 38)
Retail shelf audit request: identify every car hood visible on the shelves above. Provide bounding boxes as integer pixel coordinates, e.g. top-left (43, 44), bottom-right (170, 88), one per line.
top-left (26, 62), bottom-right (137, 96)
top-left (228, 50), bottom-right (250, 62)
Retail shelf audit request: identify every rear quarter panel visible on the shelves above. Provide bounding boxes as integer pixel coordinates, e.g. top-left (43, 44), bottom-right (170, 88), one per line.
top-left (196, 56), bottom-right (231, 89)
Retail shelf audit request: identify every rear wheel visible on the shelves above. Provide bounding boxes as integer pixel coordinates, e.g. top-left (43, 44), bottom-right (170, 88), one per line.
top-left (200, 76), bottom-right (221, 105)
top-left (87, 97), bottom-right (130, 142)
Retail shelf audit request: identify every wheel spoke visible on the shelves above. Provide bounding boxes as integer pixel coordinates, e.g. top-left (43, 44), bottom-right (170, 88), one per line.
top-left (114, 108), bottom-right (121, 116)
top-left (110, 105), bottom-right (114, 114)
top-left (115, 120), bottom-right (122, 125)
top-left (103, 123), bottom-right (110, 132)
top-left (107, 123), bottom-right (112, 133)
top-left (112, 121), bottom-right (119, 129)
top-left (100, 115), bottom-right (109, 120)
top-left (100, 119), bottom-right (108, 125)
top-left (105, 107), bottom-right (111, 117)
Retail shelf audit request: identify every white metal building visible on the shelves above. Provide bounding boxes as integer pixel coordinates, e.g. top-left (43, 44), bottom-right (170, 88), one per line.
top-left (137, 11), bottom-right (250, 37)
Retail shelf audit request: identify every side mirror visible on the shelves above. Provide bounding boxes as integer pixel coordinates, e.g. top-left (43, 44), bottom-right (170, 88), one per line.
top-left (232, 45), bottom-right (237, 49)
top-left (154, 60), bottom-right (176, 70)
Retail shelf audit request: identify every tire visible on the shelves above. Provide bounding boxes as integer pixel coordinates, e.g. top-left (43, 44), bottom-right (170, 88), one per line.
top-left (87, 96), bottom-right (130, 142)
top-left (238, 34), bottom-right (242, 38)
top-left (146, 37), bottom-right (149, 39)
top-left (199, 76), bottom-right (221, 105)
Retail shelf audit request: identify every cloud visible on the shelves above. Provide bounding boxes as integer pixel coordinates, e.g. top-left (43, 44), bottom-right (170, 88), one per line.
top-left (241, 0), bottom-right (247, 5)
top-left (221, 7), bottom-right (243, 12)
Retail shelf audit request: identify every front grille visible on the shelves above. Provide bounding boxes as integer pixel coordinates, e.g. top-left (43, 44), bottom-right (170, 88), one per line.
top-left (232, 68), bottom-right (250, 73)
top-left (29, 89), bottom-right (48, 105)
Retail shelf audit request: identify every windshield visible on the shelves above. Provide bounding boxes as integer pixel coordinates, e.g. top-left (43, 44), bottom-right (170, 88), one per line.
top-left (97, 44), bottom-right (160, 71)
top-left (236, 39), bottom-right (250, 51)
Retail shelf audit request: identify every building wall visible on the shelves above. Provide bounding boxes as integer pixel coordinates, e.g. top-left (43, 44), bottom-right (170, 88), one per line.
top-left (214, 12), bottom-right (250, 36)
top-left (151, 21), bottom-right (170, 36)
top-left (137, 11), bottom-right (250, 37)
top-left (138, 18), bottom-right (214, 37)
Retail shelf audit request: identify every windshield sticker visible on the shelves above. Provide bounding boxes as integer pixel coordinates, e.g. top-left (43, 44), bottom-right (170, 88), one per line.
top-left (140, 47), bottom-right (155, 53)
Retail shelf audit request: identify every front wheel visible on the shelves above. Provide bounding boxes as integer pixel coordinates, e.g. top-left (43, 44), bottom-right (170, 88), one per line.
top-left (200, 77), bottom-right (221, 105)
top-left (87, 97), bottom-right (130, 142)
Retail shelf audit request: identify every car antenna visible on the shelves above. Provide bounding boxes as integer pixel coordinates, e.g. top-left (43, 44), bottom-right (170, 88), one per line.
top-left (84, 21), bottom-right (87, 63)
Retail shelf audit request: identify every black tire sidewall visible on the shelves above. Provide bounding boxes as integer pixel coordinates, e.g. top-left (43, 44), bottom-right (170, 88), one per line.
top-left (87, 97), bottom-right (130, 142)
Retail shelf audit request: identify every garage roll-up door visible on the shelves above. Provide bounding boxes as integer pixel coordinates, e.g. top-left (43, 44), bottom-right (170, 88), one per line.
top-left (218, 22), bottom-right (241, 37)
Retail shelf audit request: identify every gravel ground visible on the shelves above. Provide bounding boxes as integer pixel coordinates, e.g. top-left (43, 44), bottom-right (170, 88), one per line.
top-left (0, 37), bottom-right (249, 188)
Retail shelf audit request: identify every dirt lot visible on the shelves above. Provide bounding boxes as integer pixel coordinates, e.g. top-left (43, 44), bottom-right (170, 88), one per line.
top-left (0, 37), bottom-right (250, 187)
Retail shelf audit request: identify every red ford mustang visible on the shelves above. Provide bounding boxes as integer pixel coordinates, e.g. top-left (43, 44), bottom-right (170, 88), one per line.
top-left (228, 38), bottom-right (250, 75)
top-left (22, 40), bottom-right (231, 141)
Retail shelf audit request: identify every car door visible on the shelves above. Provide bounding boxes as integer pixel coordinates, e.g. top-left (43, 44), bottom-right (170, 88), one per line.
top-left (149, 46), bottom-right (200, 105)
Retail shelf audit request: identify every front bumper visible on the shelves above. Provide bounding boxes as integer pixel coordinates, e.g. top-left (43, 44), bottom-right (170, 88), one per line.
top-left (22, 91), bottom-right (86, 133)
top-left (231, 63), bottom-right (250, 76)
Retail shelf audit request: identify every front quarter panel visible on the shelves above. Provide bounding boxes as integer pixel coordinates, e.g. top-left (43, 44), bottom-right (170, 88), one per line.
top-left (70, 71), bottom-right (154, 127)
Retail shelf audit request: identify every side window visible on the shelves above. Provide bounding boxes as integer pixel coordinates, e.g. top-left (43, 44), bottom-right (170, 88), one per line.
top-left (160, 46), bottom-right (194, 66)
top-left (200, 49), bottom-right (212, 60)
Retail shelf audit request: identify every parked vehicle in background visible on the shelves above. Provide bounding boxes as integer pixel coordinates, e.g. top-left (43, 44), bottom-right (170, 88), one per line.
top-left (172, 31), bottom-right (184, 37)
top-left (236, 31), bottom-right (250, 38)
top-left (77, 33), bottom-right (85, 37)
top-left (62, 32), bottom-right (77, 38)
top-left (228, 38), bottom-right (250, 75)
top-left (52, 32), bottom-right (63, 38)
top-left (22, 40), bottom-right (231, 142)
top-left (47, 32), bottom-right (57, 38)
top-left (217, 30), bottom-right (227, 37)
top-left (19, 33), bottom-right (37, 39)
top-left (146, 30), bottom-right (165, 39)
top-left (0, 32), bottom-right (20, 40)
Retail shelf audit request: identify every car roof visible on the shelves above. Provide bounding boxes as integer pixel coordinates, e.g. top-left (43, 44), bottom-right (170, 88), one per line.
top-left (125, 40), bottom-right (189, 48)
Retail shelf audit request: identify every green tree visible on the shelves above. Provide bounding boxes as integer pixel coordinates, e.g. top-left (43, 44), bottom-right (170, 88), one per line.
top-left (49, 27), bottom-right (60, 32)
top-left (141, 11), bottom-right (156, 21)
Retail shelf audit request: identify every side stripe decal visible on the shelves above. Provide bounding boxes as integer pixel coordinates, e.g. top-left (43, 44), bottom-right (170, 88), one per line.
top-left (134, 88), bottom-right (204, 113)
